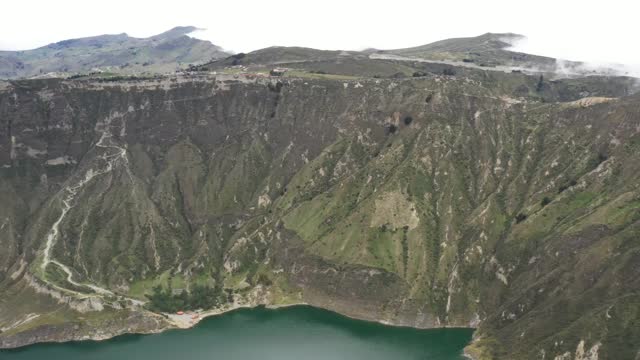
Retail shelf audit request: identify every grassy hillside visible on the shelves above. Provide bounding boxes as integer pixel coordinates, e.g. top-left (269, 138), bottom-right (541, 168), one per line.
top-left (384, 33), bottom-right (557, 68)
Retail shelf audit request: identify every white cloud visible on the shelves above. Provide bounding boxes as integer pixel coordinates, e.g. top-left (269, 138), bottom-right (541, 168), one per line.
top-left (1, 0), bottom-right (639, 69)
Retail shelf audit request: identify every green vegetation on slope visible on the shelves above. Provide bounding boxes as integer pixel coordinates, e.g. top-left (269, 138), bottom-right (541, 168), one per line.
top-left (146, 285), bottom-right (222, 313)
top-left (0, 65), bottom-right (639, 359)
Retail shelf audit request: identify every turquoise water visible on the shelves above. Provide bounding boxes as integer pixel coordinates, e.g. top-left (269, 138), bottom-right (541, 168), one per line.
top-left (1, 305), bottom-right (474, 359)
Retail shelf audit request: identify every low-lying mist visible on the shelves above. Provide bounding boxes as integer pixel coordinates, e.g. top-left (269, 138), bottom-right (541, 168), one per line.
top-left (505, 36), bottom-right (640, 79)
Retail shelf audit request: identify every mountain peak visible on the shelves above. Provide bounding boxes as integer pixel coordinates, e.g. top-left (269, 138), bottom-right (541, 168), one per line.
top-left (150, 26), bottom-right (201, 40)
top-left (0, 26), bottom-right (228, 79)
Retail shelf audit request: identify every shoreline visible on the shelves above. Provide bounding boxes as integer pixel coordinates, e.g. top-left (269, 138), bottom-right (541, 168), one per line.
top-left (1, 301), bottom-right (477, 351)
top-left (165, 301), bottom-right (477, 331)
top-left (162, 301), bottom-right (307, 329)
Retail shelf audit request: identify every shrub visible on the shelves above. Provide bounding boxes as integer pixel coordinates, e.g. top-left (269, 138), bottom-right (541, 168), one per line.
top-left (536, 75), bottom-right (544, 92)
top-left (385, 124), bottom-right (397, 135)
top-left (256, 273), bottom-right (273, 286)
top-left (558, 179), bottom-right (578, 193)
top-left (267, 81), bottom-right (284, 93)
top-left (541, 197), bottom-right (551, 207)
top-left (146, 284), bottom-right (222, 312)
top-left (425, 94), bottom-right (433, 103)
top-left (404, 116), bottom-right (413, 125)
top-left (67, 73), bottom-right (86, 80)
top-left (515, 213), bottom-right (528, 223)
top-left (442, 68), bottom-right (456, 76)
top-left (588, 152), bottom-right (608, 169)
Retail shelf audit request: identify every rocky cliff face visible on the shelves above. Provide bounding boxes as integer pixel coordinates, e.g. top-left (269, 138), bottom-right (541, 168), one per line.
top-left (0, 71), bottom-right (639, 359)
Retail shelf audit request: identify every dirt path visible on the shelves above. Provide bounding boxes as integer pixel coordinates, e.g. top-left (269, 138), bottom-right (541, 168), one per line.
top-left (38, 110), bottom-right (139, 302)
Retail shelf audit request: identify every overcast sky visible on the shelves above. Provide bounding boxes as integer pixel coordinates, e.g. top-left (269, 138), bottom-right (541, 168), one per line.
top-left (1, 0), bottom-right (638, 67)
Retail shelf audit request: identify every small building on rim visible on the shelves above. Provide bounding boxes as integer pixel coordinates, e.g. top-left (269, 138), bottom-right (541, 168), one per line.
top-left (270, 68), bottom-right (287, 76)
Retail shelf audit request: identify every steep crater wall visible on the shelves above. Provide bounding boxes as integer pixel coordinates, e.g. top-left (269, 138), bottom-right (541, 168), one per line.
top-left (1, 74), bottom-right (639, 359)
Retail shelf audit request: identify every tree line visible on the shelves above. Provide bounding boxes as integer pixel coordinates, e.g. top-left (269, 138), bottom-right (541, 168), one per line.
top-left (146, 284), bottom-right (223, 312)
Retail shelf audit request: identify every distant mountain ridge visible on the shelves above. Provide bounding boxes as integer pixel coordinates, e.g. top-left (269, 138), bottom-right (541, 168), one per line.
top-left (197, 32), bottom-right (558, 72)
top-left (0, 26), bottom-right (229, 79)
top-left (2, 30), bottom-right (635, 80)
top-left (383, 32), bottom-right (551, 67)
top-left (196, 32), bottom-right (634, 79)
